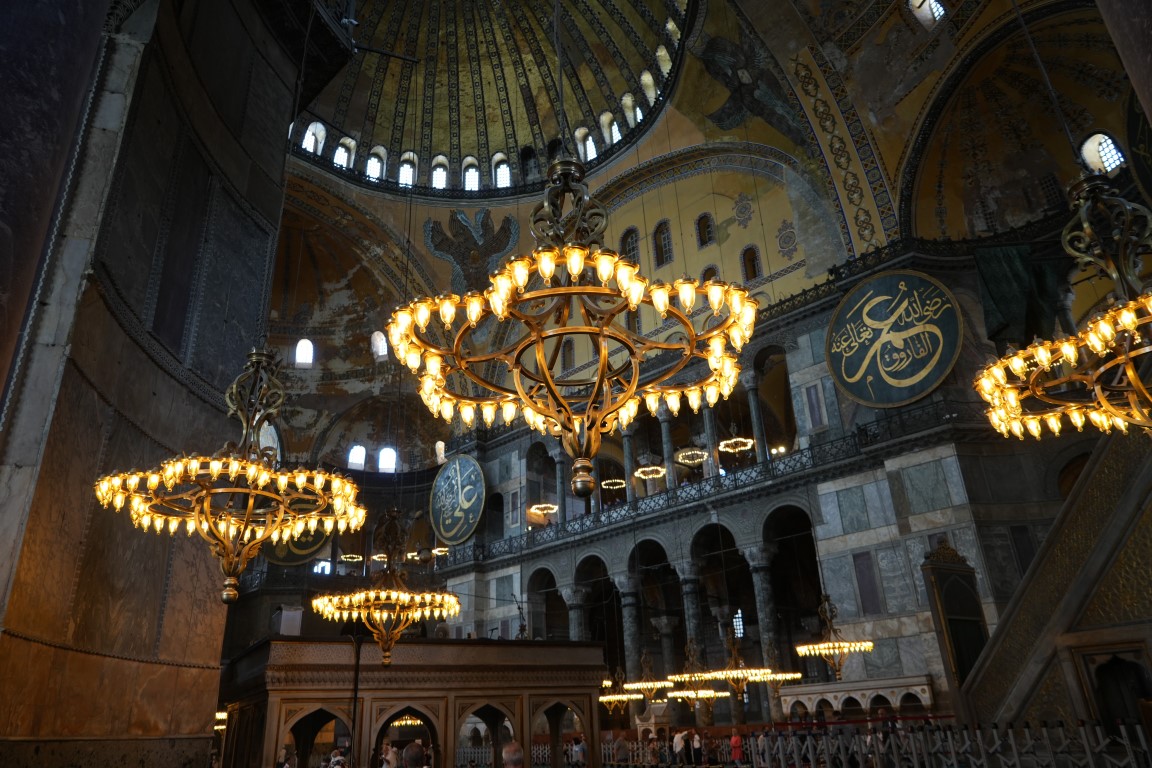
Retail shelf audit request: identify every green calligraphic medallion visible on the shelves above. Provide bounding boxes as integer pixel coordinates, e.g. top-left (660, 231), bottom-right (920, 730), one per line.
top-left (826, 270), bottom-right (963, 408)
top-left (429, 454), bottom-right (487, 545)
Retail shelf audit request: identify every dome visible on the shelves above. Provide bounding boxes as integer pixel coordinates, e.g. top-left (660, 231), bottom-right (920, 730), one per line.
top-left (297, 0), bottom-right (692, 197)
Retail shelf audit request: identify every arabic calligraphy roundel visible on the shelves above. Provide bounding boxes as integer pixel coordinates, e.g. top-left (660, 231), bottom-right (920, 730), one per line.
top-left (826, 270), bottom-right (963, 408)
top-left (429, 454), bottom-right (487, 545)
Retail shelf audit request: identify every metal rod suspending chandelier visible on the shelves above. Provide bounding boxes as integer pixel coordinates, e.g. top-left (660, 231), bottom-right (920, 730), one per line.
top-left (975, 175), bottom-right (1152, 438)
top-left (387, 159), bottom-right (757, 497)
top-left (93, 350), bottom-right (367, 603)
top-left (795, 594), bottom-right (873, 681)
top-left (312, 507), bottom-right (460, 664)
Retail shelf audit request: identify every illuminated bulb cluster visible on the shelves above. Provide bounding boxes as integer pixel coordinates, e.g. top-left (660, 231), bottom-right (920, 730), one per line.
top-left (386, 243), bottom-right (753, 435)
top-left (795, 639), bottom-right (875, 656)
top-left (601, 478), bottom-right (627, 490)
top-left (674, 447), bottom-right (708, 466)
top-left (974, 296), bottom-right (1152, 439)
top-left (667, 688), bottom-right (723, 700)
top-left (528, 503), bottom-right (558, 515)
top-left (718, 437), bottom-right (755, 453)
top-left (312, 588), bottom-right (460, 623)
top-left (94, 457), bottom-right (366, 543)
top-left (634, 465), bottom-right (667, 480)
top-left (393, 715), bottom-right (424, 728)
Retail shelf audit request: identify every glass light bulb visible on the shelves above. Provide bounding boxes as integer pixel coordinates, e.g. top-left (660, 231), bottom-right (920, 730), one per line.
top-left (405, 347), bottom-right (422, 372)
top-left (564, 244), bottom-right (586, 278)
top-left (626, 275), bottom-right (648, 310)
top-left (741, 298), bottom-right (758, 328)
top-left (665, 391), bottom-right (681, 416)
top-left (481, 401), bottom-right (497, 426)
top-left (463, 292), bottom-right (485, 327)
top-left (686, 387), bottom-right (702, 413)
top-left (492, 270), bottom-right (513, 301)
top-left (615, 260), bottom-right (638, 292)
top-left (650, 282), bottom-right (671, 317)
top-left (394, 308), bottom-right (413, 333)
top-left (425, 354), bottom-right (443, 379)
top-left (438, 294), bottom-right (459, 328)
top-left (502, 401), bottom-right (518, 424)
top-left (728, 326), bottom-right (746, 351)
top-left (509, 257), bottom-right (532, 291)
top-left (594, 249), bottom-right (618, 284)
top-left (536, 247), bottom-right (558, 283)
top-left (705, 279), bottom-right (727, 315)
top-left (675, 278), bottom-right (697, 312)
top-left (413, 300), bottom-right (433, 331)
top-left (460, 403), bottom-right (476, 428)
top-left (440, 399), bottom-right (455, 421)
top-left (487, 288), bottom-right (508, 320)
top-left (727, 285), bottom-right (747, 317)
top-left (644, 391), bottom-right (661, 415)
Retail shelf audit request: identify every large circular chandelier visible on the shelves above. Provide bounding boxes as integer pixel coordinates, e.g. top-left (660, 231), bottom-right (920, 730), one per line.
top-left (387, 159), bottom-right (756, 497)
top-left (975, 175), bottom-right (1152, 438)
top-left (93, 350), bottom-right (366, 603)
top-left (312, 508), bottom-right (460, 664)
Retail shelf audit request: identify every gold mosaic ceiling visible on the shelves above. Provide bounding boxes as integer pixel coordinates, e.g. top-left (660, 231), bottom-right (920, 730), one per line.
top-left (305, 0), bottom-right (691, 194)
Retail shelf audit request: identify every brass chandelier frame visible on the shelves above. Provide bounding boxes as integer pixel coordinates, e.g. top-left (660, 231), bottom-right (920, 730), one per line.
top-left (976, 175), bottom-right (1152, 438)
top-left (387, 159), bottom-right (755, 497)
top-left (795, 594), bottom-right (873, 681)
top-left (94, 350), bottom-right (366, 603)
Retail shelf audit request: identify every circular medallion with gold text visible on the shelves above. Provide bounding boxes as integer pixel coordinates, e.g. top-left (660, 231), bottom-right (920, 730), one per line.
top-left (429, 454), bottom-right (487, 545)
top-left (825, 270), bottom-right (963, 407)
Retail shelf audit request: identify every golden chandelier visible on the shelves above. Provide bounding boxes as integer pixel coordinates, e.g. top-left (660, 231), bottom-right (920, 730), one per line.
top-left (795, 594), bottom-right (873, 681)
top-left (94, 350), bottom-right (366, 603)
top-left (312, 507), bottom-right (460, 664)
top-left (975, 175), bottom-right (1152, 438)
top-left (386, 159), bottom-right (757, 496)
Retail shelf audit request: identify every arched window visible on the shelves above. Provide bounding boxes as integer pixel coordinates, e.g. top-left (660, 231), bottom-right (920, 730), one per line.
top-left (702, 266), bottom-right (719, 283)
top-left (462, 157), bottom-right (480, 191)
top-left (665, 18), bottom-right (681, 45)
top-left (348, 444), bottom-right (366, 471)
top-left (398, 152), bottom-right (417, 187)
top-left (909, 0), bottom-right (946, 29)
top-left (520, 146), bottom-right (541, 181)
top-left (294, 338), bottom-right (314, 369)
top-left (574, 128), bottom-right (597, 162)
top-left (378, 447), bottom-right (397, 473)
top-left (1081, 133), bottom-right (1126, 174)
top-left (640, 71), bottom-right (658, 106)
top-left (696, 214), bottom-right (715, 247)
top-left (621, 94), bottom-right (640, 128)
top-left (302, 122), bottom-right (326, 154)
top-left (492, 153), bottom-right (511, 188)
top-left (431, 155), bottom-right (449, 189)
top-left (366, 148), bottom-right (386, 180)
top-left (600, 112), bottom-right (620, 145)
top-left (583, 133), bottom-right (598, 161)
top-left (653, 221), bottom-right (673, 267)
top-left (742, 245), bottom-right (762, 280)
top-left (370, 330), bottom-right (388, 361)
top-left (655, 46), bottom-right (673, 78)
top-left (620, 227), bottom-right (641, 263)
top-left (333, 137), bottom-right (356, 168)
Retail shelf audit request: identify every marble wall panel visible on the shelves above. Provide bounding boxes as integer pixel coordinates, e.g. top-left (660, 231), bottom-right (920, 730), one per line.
top-left (823, 554), bottom-right (859, 619)
top-left (902, 461), bottom-right (951, 514)
top-left (896, 634), bottom-right (927, 676)
top-left (816, 490), bottom-right (844, 538)
top-left (864, 480), bottom-right (896, 527)
top-left (877, 545), bottom-right (916, 613)
top-left (70, 414), bottom-right (171, 658)
top-left (903, 536), bottom-right (929, 607)
top-left (155, 534), bottom-right (228, 665)
top-left (950, 526), bottom-right (990, 599)
top-left (3, 366), bottom-right (107, 639)
top-left (187, 185), bottom-right (272, 391)
top-left (837, 485), bottom-right (868, 533)
top-left (97, 60), bottom-right (184, 311)
top-left (791, 332), bottom-right (814, 370)
top-left (863, 637), bottom-right (902, 678)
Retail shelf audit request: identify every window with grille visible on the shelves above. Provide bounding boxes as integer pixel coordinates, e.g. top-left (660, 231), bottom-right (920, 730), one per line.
top-left (653, 221), bottom-right (673, 267)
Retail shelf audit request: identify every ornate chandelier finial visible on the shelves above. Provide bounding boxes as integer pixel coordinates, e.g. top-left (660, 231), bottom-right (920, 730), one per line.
top-left (93, 350), bottom-right (367, 603)
top-left (387, 160), bottom-right (757, 497)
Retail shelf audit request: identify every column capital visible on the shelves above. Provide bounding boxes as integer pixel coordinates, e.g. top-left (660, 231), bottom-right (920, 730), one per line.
top-left (739, 368), bottom-right (760, 389)
top-left (650, 616), bottom-right (680, 635)
top-left (560, 585), bottom-right (590, 605)
top-left (674, 560), bottom-right (700, 582)
top-left (613, 572), bottom-right (640, 595)
top-left (656, 402), bottom-right (673, 422)
top-left (744, 542), bottom-right (779, 570)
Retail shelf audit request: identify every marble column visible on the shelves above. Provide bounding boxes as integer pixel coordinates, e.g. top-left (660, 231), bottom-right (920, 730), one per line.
top-left (676, 561), bottom-right (705, 665)
top-left (563, 586), bottom-right (590, 642)
top-left (747, 543), bottom-right (783, 721)
top-left (741, 369), bottom-right (769, 463)
top-left (621, 426), bottom-right (638, 503)
top-left (658, 404), bottom-right (677, 490)
top-left (616, 574), bottom-right (642, 680)
top-left (651, 616), bottom-right (681, 678)
top-left (702, 407), bottom-right (720, 478)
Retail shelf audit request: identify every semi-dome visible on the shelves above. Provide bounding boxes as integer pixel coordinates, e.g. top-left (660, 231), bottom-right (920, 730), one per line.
top-left (296, 0), bottom-right (692, 198)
